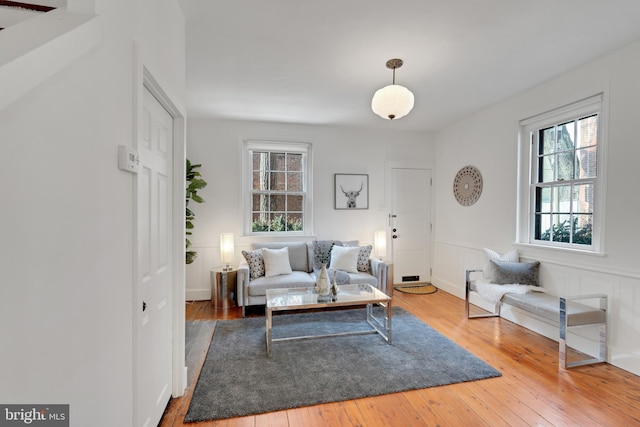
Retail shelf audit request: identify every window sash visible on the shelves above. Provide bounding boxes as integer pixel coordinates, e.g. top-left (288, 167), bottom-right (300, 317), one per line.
top-left (519, 94), bottom-right (603, 252)
top-left (243, 140), bottom-right (312, 235)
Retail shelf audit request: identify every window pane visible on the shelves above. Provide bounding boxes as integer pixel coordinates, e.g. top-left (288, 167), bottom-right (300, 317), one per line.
top-left (270, 152), bottom-right (286, 171)
top-left (576, 115), bottom-right (598, 149)
top-left (576, 147), bottom-right (597, 178)
top-left (557, 151), bottom-right (574, 181)
top-left (286, 213), bottom-right (303, 231)
top-left (253, 171), bottom-right (269, 190)
top-left (557, 122), bottom-right (575, 150)
top-left (538, 154), bottom-right (554, 183)
top-left (535, 213), bottom-right (552, 241)
top-left (287, 172), bottom-right (302, 191)
top-left (252, 212), bottom-right (270, 232)
top-left (253, 152), bottom-right (269, 171)
top-left (287, 153), bottom-right (302, 171)
top-left (270, 172), bottom-right (286, 190)
top-left (540, 127), bottom-right (555, 155)
top-left (252, 194), bottom-right (271, 211)
top-left (272, 194), bottom-right (286, 211)
top-left (535, 187), bottom-right (551, 213)
top-left (573, 183), bottom-right (594, 213)
top-left (287, 195), bottom-right (303, 211)
top-left (553, 185), bottom-right (571, 213)
top-left (552, 214), bottom-right (571, 243)
top-left (573, 214), bottom-right (592, 245)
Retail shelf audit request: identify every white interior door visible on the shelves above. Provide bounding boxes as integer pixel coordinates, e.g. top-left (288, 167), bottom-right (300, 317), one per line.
top-left (134, 86), bottom-right (173, 427)
top-left (390, 168), bottom-right (432, 285)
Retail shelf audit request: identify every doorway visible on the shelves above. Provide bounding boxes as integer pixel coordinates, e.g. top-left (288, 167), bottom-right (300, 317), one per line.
top-left (389, 167), bottom-right (432, 285)
top-left (132, 65), bottom-right (186, 427)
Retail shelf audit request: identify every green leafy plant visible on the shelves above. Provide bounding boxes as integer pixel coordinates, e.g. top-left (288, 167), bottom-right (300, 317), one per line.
top-left (251, 215), bottom-right (303, 232)
top-left (186, 159), bottom-right (207, 264)
top-left (539, 218), bottom-right (592, 245)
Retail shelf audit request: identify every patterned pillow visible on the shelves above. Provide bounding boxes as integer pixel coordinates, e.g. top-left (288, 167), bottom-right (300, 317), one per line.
top-left (242, 249), bottom-right (265, 280)
top-left (356, 245), bottom-right (372, 273)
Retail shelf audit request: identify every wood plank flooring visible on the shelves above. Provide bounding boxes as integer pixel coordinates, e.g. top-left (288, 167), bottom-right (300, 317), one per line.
top-left (161, 289), bottom-right (640, 426)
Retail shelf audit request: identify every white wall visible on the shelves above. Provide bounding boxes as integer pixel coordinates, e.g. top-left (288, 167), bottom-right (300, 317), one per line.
top-left (0, 1), bottom-right (185, 426)
top-left (433, 38), bottom-right (640, 375)
top-left (185, 119), bottom-right (434, 299)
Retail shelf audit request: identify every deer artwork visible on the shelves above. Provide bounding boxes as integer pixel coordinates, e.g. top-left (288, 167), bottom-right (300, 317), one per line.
top-left (341, 181), bottom-right (363, 208)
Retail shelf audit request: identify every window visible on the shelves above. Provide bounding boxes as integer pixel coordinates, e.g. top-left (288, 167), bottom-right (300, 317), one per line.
top-left (518, 94), bottom-right (604, 252)
top-left (243, 140), bottom-right (312, 235)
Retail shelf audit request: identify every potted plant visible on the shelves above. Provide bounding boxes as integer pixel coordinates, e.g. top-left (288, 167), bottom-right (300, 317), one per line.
top-left (186, 159), bottom-right (207, 264)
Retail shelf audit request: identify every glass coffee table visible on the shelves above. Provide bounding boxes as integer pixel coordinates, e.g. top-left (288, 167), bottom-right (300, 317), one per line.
top-left (265, 284), bottom-right (392, 357)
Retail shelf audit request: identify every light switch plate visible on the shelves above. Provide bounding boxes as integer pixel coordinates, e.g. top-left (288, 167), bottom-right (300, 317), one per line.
top-left (118, 145), bottom-right (139, 173)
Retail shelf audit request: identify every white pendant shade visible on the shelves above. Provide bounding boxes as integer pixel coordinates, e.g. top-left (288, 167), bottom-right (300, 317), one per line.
top-left (371, 84), bottom-right (415, 120)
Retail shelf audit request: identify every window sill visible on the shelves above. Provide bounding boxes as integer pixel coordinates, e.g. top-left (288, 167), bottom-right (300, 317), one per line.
top-left (514, 242), bottom-right (606, 257)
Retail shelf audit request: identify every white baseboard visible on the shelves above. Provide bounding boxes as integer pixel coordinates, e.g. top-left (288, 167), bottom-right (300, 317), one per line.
top-left (186, 288), bottom-right (211, 301)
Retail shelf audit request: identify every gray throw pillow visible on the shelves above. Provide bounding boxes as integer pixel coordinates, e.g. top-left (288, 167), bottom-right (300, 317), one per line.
top-left (488, 260), bottom-right (540, 286)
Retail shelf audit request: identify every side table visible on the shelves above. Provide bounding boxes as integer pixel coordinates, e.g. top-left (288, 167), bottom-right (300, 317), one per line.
top-left (210, 267), bottom-right (237, 309)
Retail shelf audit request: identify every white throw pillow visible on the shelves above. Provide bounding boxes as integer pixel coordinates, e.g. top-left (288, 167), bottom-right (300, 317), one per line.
top-left (329, 245), bottom-right (360, 273)
top-left (262, 247), bottom-right (293, 277)
top-left (483, 248), bottom-right (519, 280)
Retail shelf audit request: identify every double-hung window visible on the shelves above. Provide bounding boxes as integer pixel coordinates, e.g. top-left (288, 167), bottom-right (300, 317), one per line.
top-left (243, 140), bottom-right (312, 235)
top-left (518, 94), bottom-right (604, 252)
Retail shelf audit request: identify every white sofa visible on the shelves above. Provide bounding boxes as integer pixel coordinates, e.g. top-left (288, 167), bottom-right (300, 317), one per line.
top-left (237, 240), bottom-right (392, 317)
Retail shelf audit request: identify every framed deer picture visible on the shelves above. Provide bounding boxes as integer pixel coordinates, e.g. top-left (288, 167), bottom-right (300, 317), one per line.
top-left (334, 173), bottom-right (369, 210)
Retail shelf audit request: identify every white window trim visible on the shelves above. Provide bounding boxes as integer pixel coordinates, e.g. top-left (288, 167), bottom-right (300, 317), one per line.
top-left (241, 139), bottom-right (314, 236)
top-left (516, 93), bottom-right (607, 254)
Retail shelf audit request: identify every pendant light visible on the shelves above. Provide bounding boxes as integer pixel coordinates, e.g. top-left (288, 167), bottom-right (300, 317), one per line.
top-left (371, 58), bottom-right (415, 120)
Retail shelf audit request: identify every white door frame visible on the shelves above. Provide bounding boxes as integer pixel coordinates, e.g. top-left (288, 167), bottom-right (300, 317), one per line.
top-left (385, 161), bottom-right (435, 282)
top-left (132, 47), bottom-right (187, 418)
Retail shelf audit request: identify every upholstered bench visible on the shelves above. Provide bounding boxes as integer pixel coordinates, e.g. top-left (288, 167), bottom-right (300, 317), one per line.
top-left (465, 268), bottom-right (607, 369)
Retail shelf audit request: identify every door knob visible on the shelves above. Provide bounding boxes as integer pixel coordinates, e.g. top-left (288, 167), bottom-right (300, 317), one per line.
top-left (392, 235), bottom-right (398, 239)
top-left (142, 301), bottom-right (147, 312)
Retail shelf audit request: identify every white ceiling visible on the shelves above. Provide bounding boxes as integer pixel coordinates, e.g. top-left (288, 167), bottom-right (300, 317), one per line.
top-left (179, 0), bottom-right (640, 132)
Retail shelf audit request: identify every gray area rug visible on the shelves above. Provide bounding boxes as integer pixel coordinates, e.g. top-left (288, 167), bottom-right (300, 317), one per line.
top-left (184, 307), bottom-right (501, 422)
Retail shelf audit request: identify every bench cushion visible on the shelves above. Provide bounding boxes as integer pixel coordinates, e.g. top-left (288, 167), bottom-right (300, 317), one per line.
top-left (502, 293), bottom-right (606, 327)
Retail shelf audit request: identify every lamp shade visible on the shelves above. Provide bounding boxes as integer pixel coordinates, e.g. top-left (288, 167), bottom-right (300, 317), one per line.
top-left (371, 84), bottom-right (415, 120)
top-left (374, 230), bottom-right (387, 260)
top-left (220, 233), bottom-right (234, 268)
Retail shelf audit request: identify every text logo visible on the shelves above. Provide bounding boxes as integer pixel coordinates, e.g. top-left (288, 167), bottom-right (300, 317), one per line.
top-left (0, 405), bottom-right (68, 426)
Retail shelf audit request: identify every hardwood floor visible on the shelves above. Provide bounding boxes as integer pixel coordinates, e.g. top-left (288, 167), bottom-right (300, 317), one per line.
top-left (161, 289), bottom-right (640, 426)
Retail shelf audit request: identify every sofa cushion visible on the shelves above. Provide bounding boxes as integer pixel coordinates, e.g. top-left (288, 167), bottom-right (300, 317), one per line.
top-left (252, 242), bottom-right (310, 272)
top-left (242, 249), bottom-right (265, 280)
top-left (502, 293), bottom-right (606, 326)
top-left (487, 260), bottom-right (540, 286)
top-left (262, 247), bottom-right (293, 277)
top-left (247, 271), bottom-right (316, 296)
top-left (329, 245), bottom-right (360, 273)
top-left (347, 272), bottom-right (378, 286)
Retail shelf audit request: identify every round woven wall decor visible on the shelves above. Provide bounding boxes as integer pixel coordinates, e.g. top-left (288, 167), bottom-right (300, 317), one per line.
top-left (453, 165), bottom-right (483, 206)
